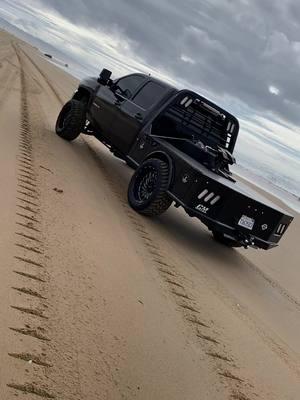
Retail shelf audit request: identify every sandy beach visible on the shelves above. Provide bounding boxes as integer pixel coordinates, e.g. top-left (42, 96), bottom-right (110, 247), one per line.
top-left (0, 30), bottom-right (299, 399)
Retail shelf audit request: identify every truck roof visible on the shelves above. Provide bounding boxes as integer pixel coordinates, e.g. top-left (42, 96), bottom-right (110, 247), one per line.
top-left (137, 74), bottom-right (236, 123)
top-left (120, 74), bottom-right (234, 120)
top-left (134, 73), bottom-right (177, 92)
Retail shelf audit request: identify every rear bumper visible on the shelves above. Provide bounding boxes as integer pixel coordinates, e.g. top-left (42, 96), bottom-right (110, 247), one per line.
top-left (168, 192), bottom-right (279, 250)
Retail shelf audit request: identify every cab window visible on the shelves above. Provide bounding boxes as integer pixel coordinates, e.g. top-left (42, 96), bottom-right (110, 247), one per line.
top-left (133, 81), bottom-right (167, 109)
top-left (114, 75), bottom-right (145, 99)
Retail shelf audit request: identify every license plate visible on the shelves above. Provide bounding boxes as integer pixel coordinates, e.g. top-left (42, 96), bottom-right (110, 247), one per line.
top-left (238, 215), bottom-right (255, 230)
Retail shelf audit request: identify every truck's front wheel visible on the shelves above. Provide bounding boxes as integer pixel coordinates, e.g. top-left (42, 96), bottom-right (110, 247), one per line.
top-left (128, 158), bottom-right (172, 216)
top-left (55, 99), bottom-right (86, 141)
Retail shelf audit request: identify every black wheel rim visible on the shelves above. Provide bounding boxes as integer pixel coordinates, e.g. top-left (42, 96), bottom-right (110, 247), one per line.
top-left (134, 165), bottom-right (158, 202)
top-left (57, 103), bottom-right (72, 130)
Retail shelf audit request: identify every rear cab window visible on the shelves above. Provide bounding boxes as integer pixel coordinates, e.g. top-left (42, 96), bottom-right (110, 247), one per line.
top-left (133, 81), bottom-right (167, 110)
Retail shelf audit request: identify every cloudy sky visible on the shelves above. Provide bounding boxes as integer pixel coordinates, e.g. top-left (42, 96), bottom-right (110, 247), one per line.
top-left (0, 0), bottom-right (299, 196)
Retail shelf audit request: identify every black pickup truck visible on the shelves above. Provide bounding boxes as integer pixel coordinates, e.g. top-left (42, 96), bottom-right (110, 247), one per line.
top-left (55, 69), bottom-right (293, 249)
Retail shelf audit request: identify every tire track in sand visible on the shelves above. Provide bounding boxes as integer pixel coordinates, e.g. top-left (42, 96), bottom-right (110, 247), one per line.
top-left (0, 52), bottom-right (19, 110)
top-left (85, 141), bottom-right (257, 400)
top-left (7, 44), bottom-right (55, 399)
top-left (16, 43), bottom-right (64, 106)
top-left (86, 137), bottom-right (300, 387)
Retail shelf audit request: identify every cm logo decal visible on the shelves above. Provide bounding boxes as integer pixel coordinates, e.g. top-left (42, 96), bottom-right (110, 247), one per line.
top-left (195, 204), bottom-right (209, 214)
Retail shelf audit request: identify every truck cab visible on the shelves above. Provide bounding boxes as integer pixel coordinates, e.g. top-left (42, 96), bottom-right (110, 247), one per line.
top-left (88, 73), bottom-right (176, 155)
top-left (55, 68), bottom-right (293, 250)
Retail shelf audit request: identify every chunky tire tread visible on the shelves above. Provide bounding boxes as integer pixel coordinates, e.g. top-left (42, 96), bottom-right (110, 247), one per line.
top-left (128, 159), bottom-right (173, 217)
top-left (55, 99), bottom-right (86, 141)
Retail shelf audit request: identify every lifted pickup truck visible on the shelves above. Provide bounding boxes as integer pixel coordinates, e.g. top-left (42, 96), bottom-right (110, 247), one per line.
top-left (55, 68), bottom-right (293, 249)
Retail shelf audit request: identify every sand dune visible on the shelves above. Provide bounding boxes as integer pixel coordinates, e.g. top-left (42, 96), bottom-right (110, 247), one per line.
top-left (0, 30), bottom-right (299, 399)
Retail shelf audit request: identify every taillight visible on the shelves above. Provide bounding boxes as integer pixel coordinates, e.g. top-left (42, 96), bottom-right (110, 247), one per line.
top-left (276, 223), bottom-right (286, 235)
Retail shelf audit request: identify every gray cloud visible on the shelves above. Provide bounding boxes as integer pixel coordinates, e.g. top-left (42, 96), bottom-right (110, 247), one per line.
top-left (18, 0), bottom-right (300, 127)
top-left (0, 0), bottom-right (299, 196)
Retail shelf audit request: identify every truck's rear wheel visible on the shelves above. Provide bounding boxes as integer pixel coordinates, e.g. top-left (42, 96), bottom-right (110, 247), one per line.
top-left (212, 231), bottom-right (242, 248)
top-left (55, 99), bottom-right (86, 141)
top-left (128, 158), bottom-right (172, 216)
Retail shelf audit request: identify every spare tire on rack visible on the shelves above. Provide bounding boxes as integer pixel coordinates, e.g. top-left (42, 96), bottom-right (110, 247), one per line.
top-left (55, 99), bottom-right (86, 141)
top-left (128, 158), bottom-right (173, 216)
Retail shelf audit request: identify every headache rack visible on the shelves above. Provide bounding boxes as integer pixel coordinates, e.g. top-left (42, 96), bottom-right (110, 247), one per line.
top-left (163, 92), bottom-right (239, 153)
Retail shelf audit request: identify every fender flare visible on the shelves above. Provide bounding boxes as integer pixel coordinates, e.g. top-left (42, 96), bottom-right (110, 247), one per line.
top-left (144, 151), bottom-right (174, 188)
top-left (72, 85), bottom-right (96, 106)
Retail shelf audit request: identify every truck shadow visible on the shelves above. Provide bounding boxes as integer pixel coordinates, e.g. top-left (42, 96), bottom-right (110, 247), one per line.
top-left (150, 209), bottom-right (244, 269)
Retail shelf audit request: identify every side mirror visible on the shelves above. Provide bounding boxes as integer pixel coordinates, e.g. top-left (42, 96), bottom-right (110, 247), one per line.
top-left (97, 68), bottom-right (112, 85)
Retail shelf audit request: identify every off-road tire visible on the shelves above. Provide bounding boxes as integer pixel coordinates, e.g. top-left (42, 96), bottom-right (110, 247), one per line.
top-left (212, 231), bottom-right (242, 248)
top-left (128, 158), bottom-right (173, 216)
top-left (55, 99), bottom-right (86, 141)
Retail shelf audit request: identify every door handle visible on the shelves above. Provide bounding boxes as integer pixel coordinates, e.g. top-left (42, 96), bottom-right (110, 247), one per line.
top-left (134, 112), bottom-right (143, 121)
